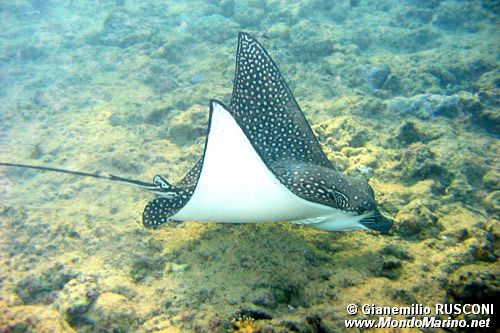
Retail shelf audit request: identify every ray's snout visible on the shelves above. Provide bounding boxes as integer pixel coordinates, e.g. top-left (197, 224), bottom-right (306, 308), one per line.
top-left (359, 210), bottom-right (393, 234)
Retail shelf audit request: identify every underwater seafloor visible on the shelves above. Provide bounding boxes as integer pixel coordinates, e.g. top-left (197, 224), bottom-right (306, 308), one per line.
top-left (0, 0), bottom-right (498, 332)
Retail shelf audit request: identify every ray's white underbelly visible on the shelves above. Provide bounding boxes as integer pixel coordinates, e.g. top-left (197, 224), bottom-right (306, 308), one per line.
top-left (171, 162), bottom-right (335, 223)
top-left (170, 102), bottom-right (335, 223)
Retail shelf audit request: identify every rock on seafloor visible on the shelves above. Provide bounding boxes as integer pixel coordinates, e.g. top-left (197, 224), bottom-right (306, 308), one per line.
top-left (0, 299), bottom-right (75, 333)
top-left (85, 292), bottom-right (140, 332)
top-left (54, 275), bottom-right (98, 325)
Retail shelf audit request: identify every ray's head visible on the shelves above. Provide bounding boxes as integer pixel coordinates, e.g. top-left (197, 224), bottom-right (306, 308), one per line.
top-left (275, 162), bottom-right (393, 233)
top-left (339, 175), bottom-right (393, 233)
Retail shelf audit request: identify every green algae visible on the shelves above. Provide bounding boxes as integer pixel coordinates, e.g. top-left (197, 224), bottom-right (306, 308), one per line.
top-left (0, 0), bottom-right (499, 332)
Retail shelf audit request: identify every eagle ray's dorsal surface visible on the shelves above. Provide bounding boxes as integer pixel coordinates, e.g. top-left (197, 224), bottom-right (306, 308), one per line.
top-left (143, 32), bottom-right (393, 233)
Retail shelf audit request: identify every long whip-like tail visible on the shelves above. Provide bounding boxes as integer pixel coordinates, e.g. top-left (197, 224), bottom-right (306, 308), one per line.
top-left (0, 162), bottom-right (162, 193)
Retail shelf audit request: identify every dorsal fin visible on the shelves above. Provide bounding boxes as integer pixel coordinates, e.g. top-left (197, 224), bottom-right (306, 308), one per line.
top-left (229, 32), bottom-right (331, 168)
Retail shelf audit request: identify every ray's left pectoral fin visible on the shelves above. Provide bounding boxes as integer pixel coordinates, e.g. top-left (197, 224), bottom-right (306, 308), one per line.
top-left (143, 196), bottom-right (189, 228)
top-left (143, 198), bottom-right (174, 229)
top-left (142, 186), bottom-right (195, 228)
top-left (178, 159), bottom-right (202, 187)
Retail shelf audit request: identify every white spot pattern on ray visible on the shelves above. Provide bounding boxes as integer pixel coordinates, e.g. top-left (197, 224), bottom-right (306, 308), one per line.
top-left (230, 33), bottom-right (332, 168)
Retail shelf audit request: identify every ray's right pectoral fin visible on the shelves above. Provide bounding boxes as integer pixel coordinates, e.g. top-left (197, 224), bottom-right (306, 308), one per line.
top-left (142, 197), bottom-right (178, 229)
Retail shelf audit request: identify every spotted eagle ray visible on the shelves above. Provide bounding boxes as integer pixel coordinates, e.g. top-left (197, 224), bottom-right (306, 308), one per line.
top-left (0, 32), bottom-right (393, 233)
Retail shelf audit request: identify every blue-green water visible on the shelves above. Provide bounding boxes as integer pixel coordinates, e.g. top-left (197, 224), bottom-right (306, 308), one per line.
top-left (0, 1), bottom-right (498, 332)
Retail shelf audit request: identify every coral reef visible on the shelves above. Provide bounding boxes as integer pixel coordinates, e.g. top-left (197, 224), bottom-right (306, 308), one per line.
top-left (54, 275), bottom-right (98, 326)
top-left (0, 0), bottom-right (497, 332)
top-left (231, 316), bottom-right (257, 333)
